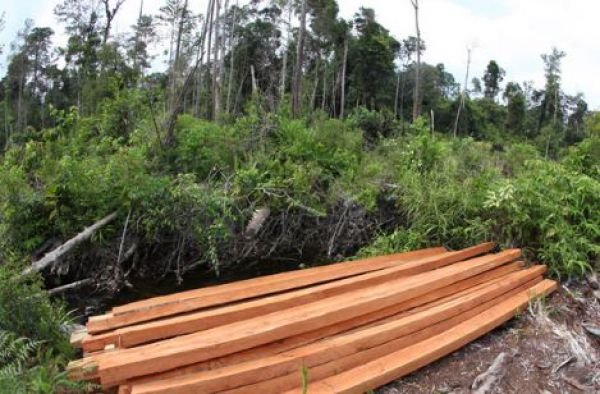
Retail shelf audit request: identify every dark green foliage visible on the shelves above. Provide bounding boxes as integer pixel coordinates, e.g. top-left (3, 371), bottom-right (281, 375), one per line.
top-left (0, 266), bottom-right (87, 393)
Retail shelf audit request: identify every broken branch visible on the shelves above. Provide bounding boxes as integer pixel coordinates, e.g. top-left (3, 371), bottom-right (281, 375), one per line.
top-left (22, 212), bottom-right (118, 275)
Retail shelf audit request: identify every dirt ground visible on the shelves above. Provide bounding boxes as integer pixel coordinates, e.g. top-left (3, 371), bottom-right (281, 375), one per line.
top-left (378, 281), bottom-right (600, 394)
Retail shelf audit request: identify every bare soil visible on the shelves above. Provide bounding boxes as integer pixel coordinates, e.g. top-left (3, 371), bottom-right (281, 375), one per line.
top-left (378, 282), bottom-right (600, 394)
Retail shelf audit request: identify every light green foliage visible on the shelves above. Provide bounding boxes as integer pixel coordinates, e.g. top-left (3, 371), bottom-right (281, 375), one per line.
top-left (359, 131), bottom-right (598, 277)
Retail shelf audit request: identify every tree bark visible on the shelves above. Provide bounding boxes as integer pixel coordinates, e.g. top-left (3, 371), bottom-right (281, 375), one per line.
top-left (22, 212), bottom-right (118, 275)
top-left (340, 37), bottom-right (348, 119)
top-left (291, 0), bottom-right (308, 118)
top-left (411, 0), bottom-right (422, 121)
top-left (279, 1), bottom-right (292, 103)
top-left (212, 0), bottom-right (223, 118)
top-left (48, 279), bottom-right (94, 296)
top-left (453, 47), bottom-right (472, 138)
top-left (226, 2), bottom-right (238, 113)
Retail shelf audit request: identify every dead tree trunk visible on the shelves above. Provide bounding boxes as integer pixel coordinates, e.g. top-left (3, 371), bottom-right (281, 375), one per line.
top-left (340, 37), bottom-right (348, 119)
top-left (453, 47), bottom-right (472, 138)
top-left (212, 0), bottom-right (223, 118)
top-left (226, 2), bottom-right (238, 113)
top-left (101, 0), bottom-right (127, 45)
top-left (22, 212), bottom-right (118, 275)
top-left (291, 0), bottom-right (308, 118)
top-left (411, 0), bottom-right (422, 121)
top-left (279, 0), bottom-right (292, 103)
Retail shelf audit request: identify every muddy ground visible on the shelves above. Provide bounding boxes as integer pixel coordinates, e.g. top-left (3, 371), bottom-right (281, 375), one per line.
top-left (378, 281), bottom-right (600, 394)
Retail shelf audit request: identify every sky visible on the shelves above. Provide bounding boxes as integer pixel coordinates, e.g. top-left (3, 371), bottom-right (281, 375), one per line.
top-left (1, 0), bottom-right (599, 109)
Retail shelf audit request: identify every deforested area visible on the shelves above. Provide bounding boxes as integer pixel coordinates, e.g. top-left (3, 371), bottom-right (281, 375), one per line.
top-left (0, 1), bottom-right (598, 392)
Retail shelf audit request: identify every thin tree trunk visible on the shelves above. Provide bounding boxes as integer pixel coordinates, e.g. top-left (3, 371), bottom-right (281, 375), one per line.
top-left (340, 37), bottom-right (348, 119)
top-left (212, 0), bottom-right (223, 118)
top-left (226, 2), bottom-right (238, 113)
top-left (321, 67), bottom-right (327, 111)
top-left (22, 212), bottom-right (118, 275)
top-left (204, 0), bottom-right (216, 117)
top-left (411, 0), bottom-right (422, 121)
top-left (194, 0), bottom-right (214, 117)
top-left (453, 47), bottom-right (472, 138)
top-left (394, 71), bottom-right (401, 118)
top-left (279, 0), bottom-right (292, 103)
top-left (291, 0), bottom-right (308, 118)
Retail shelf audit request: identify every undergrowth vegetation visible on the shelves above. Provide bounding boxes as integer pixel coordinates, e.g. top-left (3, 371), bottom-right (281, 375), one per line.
top-left (0, 105), bottom-right (598, 391)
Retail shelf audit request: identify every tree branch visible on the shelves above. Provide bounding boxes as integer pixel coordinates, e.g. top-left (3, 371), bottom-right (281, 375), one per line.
top-left (22, 212), bottom-right (118, 275)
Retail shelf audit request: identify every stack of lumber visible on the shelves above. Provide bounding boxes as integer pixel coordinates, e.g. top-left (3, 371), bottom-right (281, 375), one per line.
top-left (68, 243), bottom-right (557, 393)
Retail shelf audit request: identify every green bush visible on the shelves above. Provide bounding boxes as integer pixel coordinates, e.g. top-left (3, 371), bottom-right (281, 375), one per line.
top-left (0, 266), bottom-right (86, 393)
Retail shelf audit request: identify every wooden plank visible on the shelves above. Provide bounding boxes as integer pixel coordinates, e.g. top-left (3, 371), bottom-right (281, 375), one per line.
top-left (117, 261), bottom-right (525, 392)
top-left (297, 280), bottom-right (557, 394)
top-left (114, 247), bottom-right (450, 315)
top-left (86, 249), bottom-right (520, 387)
top-left (82, 244), bottom-right (499, 352)
top-left (222, 277), bottom-right (544, 394)
top-left (70, 328), bottom-right (88, 348)
top-left (87, 246), bottom-right (452, 334)
top-left (88, 243), bottom-right (494, 333)
top-left (127, 266), bottom-right (545, 394)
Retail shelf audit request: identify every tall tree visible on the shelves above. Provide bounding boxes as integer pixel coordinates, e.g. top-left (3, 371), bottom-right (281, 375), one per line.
top-left (410, 0), bottom-right (422, 121)
top-left (503, 82), bottom-right (526, 134)
top-left (100, 0), bottom-right (127, 45)
top-left (127, 2), bottom-right (157, 79)
top-left (482, 60), bottom-right (505, 100)
top-left (292, 0), bottom-right (308, 118)
top-left (453, 46), bottom-right (472, 137)
top-left (538, 47), bottom-right (566, 130)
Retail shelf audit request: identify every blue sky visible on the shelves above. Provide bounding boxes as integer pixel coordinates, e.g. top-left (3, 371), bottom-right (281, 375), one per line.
top-left (2, 0), bottom-right (599, 109)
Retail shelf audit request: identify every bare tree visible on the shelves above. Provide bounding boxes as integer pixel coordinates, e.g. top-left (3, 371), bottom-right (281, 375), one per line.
top-left (292, 0), bottom-right (308, 118)
top-left (453, 46), bottom-right (472, 138)
top-left (226, 1), bottom-right (239, 114)
top-left (193, 0), bottom-right (215, 117)
top-left (410, 0), bottom-right (422, 121)
top-left (211, 0), bottom-right (223, 118)
top-left (101, 0), bottom-right (127, 45)
top-left (279, 0), bottom-right (292, 102)
top-left (340, 36), bottom-right (348, 119)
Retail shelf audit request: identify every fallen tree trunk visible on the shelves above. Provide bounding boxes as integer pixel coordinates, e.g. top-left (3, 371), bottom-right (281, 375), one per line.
top-left (48, 278), bottom-right (95, 296)
top-left (22, 212), bottom-right (118, 276)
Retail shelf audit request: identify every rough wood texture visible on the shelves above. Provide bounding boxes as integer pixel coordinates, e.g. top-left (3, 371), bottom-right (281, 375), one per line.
top-left (117, 261), bottom-right (525, 391)
top-left (300, 280), bottom-right (557, 394)
top-left (68, 245), bottom-right (558, 394)
top-left (81, 244), bottom-right (495, 351)
top-left (87, 246), bottom-right (455, 333)
top-left (127, 267), bottom-right (545, 394)
top-left (78, 249), bottom-right (519, 387)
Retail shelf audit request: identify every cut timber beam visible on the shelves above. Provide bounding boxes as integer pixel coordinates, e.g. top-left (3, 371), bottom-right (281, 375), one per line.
top-left (118, 261), bottom-right (525, 390)
top-left (300, 280), bottom-right (557, 394)
top-left (127, 266), bottom-right (545, 394)
top-left (87, 246), bottom-right (452, 334)
top-left (77, 249), bottom-right (520, 387)
top-left (82, 243), bottom-right (497, 352)
top-left (221, 277), bottom-right (543, 394)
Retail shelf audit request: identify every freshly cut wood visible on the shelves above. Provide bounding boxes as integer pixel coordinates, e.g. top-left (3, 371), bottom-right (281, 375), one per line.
top-left (82, 244), bottom-right (498, 352)
top-left (76, 249), bottom-right (520, 387)
top-left (119, 261), bottom-right (525, 390)
top-left (87, 246), bottom-right (454, 333)
top-left (115, 246), bottom-right (450, 314)
top-left (127, 266), bottom-right (545, 394)
top-left (222, 277), bottom-right (543, 394)
top-left (300, 280), bottom-right (557, 394)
